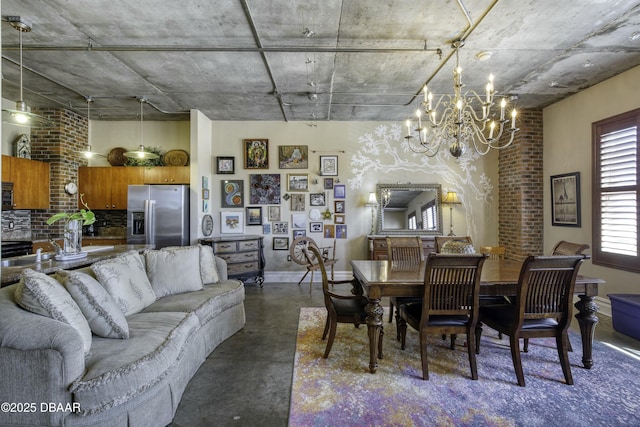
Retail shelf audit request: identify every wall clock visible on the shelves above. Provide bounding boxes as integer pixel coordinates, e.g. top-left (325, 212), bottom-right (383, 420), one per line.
top-left (64, 182), bottom-right (78, 195)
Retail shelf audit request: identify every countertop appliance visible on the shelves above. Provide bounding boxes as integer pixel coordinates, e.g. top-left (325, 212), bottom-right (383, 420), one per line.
top-left (1, 240), bottom-right (33, 258)
top-left (127, 185), bottom-right (189, 249)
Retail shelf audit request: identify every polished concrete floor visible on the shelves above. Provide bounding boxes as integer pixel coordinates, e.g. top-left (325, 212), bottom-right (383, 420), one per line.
top-left (169, 281), bottom-right (640, 427)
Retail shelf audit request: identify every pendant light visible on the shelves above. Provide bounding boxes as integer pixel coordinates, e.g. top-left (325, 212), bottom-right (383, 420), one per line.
top-left (81, 96), bottom-right (104, 158)
top-left (1, 16), bottom-right (54, 128)
top-left (124, 97), bottom-right (159, 160)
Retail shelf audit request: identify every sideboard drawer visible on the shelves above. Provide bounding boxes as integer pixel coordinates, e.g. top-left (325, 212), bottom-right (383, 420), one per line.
top-left (225, 251), bottom-right (259, 264)
top-left (239, 240), bottom-right (259, 251)
top-left (228, 261), bottom-right (259, 275)
top-left (213, 242), bottom-right (238, 253)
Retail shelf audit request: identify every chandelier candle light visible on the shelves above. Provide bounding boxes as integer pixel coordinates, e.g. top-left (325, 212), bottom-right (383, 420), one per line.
top-left (404, 40), bottom-right (518, 158)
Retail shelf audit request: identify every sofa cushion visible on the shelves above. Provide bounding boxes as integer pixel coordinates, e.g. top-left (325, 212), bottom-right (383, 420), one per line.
top-left (92, 250), bottom-right (156, 316)
top-left (144, 246), bottom-right (204, 298)
top-left (70, 311), bottom-right (200, 416)
top-left (14, 268), bottom-right (92, 355)
top-left (199, 244), bottom-right (221, 284)
top-left (142, 280), bottom-right (244, 325)
top-left (56, 269), bottom-right (130, 339)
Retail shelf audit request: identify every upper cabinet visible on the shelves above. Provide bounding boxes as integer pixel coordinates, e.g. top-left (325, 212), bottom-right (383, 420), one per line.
top-left (78, 166), bottom-right (144, 210)
top-left (2, 155), bottom-right (50, 209)
top-left (143, 166), bottom-right (189, 184)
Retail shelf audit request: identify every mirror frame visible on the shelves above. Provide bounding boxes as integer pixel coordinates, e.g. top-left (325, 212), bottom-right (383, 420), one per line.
top-left (375, 183), bottom-right (443, 235)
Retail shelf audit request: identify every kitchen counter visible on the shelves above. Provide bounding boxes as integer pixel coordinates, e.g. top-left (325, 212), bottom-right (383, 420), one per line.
top-left (1, 244), bottom-right (154, 287)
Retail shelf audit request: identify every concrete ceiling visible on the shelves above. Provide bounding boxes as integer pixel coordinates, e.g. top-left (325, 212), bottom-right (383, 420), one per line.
top-left (2, 0), bottom-right (640, 122)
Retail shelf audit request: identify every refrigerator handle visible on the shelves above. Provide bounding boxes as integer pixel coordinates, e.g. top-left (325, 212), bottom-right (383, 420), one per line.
top-left (144, 200), bottom-right (156, 245)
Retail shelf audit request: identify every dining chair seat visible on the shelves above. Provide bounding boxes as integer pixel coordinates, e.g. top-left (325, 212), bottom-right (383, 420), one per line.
top-left (332, 296), bottom-right (368, 319)
top-left (401, 302), bottom-right (469, 326)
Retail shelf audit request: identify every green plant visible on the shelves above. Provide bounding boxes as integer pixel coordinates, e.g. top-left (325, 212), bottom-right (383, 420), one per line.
top-left (46, 194), bottom-right (96, 228)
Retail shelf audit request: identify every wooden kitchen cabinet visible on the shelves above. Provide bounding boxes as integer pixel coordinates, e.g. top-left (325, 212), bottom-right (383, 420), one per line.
top-left (143, 166), bottom-right (189, 184)
top-left (78, 166), bottom-right (143, 210)
top-left (2, 155), bottom-right (50, 209)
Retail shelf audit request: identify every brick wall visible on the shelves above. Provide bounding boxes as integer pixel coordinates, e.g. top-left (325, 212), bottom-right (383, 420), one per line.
top-left (30, 108), bottom-right (88, 237)
top-left (498, 108), bottom-right (544, 260)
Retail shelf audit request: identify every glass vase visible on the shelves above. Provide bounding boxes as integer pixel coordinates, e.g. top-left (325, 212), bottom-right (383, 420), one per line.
top-left (63, 220), bottom-right (83, 255)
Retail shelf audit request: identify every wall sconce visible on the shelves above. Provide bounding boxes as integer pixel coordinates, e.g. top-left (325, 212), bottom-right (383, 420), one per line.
top-left (366, 192), bottom-right (379, 235)
top-left (442, 191), bottom-right (462, 236)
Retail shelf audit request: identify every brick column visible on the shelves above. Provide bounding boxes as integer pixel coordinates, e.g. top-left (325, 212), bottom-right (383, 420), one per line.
top-left (498, 109), bottom-right (544, 260)
top-left (30, 108), bottom-right (88, 237)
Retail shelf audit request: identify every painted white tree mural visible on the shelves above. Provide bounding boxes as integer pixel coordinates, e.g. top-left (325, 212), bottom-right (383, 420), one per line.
top-left (348, 123), bottom-right (494, 238)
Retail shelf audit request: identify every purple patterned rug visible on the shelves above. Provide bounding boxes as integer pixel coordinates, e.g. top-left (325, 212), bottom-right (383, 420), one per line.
top-left (289, 307), bottom-right (640, 426)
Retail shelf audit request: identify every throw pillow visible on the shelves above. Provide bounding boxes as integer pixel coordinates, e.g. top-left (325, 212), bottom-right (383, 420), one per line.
top-left (15, 268), bottom-right (92, 355)
top-left (56, 270), bottom-right (129, 339)
top-left (199, 244), bottom-right (221, 285)
top-left (91, 250), bottom-right (156, 316)
top-left (145, 245), bottom-right (204, 298)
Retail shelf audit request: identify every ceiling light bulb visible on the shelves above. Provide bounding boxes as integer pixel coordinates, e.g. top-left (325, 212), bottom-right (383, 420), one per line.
top-left (13, 113), bottom-right (29, 124)
top-left (476, 51), bottom-right (492, 61)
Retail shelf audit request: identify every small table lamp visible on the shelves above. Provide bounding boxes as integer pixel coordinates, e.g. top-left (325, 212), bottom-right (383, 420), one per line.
top-left (442, 191), bottom-right (462, 236)
top-left (366, 192), bottom-right (379, 235)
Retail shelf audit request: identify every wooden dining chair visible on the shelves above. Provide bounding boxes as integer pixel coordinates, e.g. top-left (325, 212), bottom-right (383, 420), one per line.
top-left (397, 253), bottom-right (487, 380)
top-left (479, 246), bottom-right (506, 260)
top-left (303, 245), bottom-right (382, 359)
top-left (551, 241), bottom-right (590, 256)
top-left (386, 236), bottom-right (424, 328)
top-left (475, 255), bottom-right (588, 386)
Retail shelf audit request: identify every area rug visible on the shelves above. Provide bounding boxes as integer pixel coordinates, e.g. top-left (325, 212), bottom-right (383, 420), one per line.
top-left (289, 307), bottom-right (640, 427)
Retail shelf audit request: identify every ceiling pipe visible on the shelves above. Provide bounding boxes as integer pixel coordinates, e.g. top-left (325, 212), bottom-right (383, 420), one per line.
top-left (240, 0), bottom-right (289, 122)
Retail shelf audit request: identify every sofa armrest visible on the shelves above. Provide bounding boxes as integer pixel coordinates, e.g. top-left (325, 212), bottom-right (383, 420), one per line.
top-left (214, 256), bottom-right (229, 281)
top-left (0, 285), bottom-right (84, 424)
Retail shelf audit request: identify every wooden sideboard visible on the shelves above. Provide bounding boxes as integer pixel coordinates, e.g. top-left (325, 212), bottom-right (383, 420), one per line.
top-left (200, 235), bottom-right (265, 287)
top-left (367, 235), bottom-right (437, 260)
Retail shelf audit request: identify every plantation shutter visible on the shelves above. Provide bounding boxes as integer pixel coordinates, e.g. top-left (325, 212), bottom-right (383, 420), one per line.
top-left (593, 109), bottom-right (640, 272)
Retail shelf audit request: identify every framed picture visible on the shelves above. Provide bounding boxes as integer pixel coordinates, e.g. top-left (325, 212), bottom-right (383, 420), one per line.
top-left (310, 192), bottom-right (326, 206)
top-left (336, 224), bottom-right (347, 239)
top-left (221, 180), bottom-right (243, 208)
top-left (202, 176), bottom-right (209, 189)
top-left (216, 156), bottom-right (235, 174)
top-left (551, 172), bottom-right (581, 227)
top-left (334, 184), bottom-right (346, 199)
top-left (202, 200), bottom-right (209, 212)
top-left (221, 211), bottom-right (244, 233)
top-left (273, 221), bottom-right (289, 234)
top-left (244, 139), bottom-right (269, 169)
top-left (324, 178), bottom-right (334, 189)
top-left (249, 174), bottom-right (281, 204)
top-left (320, 155), bottom-right (338, 176)
top-left (292, 213), bottom-right (306, 229)
top-left (202, 188), bottom-right (210, 200)
top-left (279, 145), bottom-right (308, 169)
top-left (334, 214), bottom-right (345, 224)
top-left (273, 237), bottom-right (290, 251)
top-left (246, 206), bottom-right (263, 225)
top-left (309, 221), bottom-right (323, 233)
top-left (291, 194), bottom-right (305, 211)
top-left (287, 173), bottom-right (309, 191)
top-left (268, 205), bottom-right (281, 221)
top-left (323, 224), bottom-right (335, 238)
top-left (293, 229), bottom-right (306, 238)
top-left (263, 223), bottom-right (271, 234)
top-left (334, 200), bottom-right (345, 213)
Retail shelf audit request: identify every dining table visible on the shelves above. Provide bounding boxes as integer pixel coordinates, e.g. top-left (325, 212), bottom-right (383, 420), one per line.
top-left (350, 258), bottom-right (605, 374)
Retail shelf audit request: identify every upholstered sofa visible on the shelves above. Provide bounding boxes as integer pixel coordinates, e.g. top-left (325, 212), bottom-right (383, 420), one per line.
top-left (0, 245), bottom-right (245, 427)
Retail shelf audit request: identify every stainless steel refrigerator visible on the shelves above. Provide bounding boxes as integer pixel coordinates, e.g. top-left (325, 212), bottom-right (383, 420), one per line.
top-left (127, 185), bottom-right (189, 249)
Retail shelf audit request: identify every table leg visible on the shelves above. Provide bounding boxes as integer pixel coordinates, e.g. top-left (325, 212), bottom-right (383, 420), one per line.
top-left (574, 295), bottom-right (599, 369)
top-left (365, 298), bottom-right (384, 373)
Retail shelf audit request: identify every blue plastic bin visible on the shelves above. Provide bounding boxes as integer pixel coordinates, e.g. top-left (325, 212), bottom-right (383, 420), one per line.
top-left (608, 294), bottom-right (640, 340)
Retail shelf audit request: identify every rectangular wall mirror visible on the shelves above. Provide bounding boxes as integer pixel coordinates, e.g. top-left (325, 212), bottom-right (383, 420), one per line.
top-left (375, 183), bottom-right (443, 235)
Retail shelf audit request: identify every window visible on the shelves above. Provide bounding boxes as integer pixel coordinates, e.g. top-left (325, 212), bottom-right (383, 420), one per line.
top-left (408, 212), bottom-right (417, 230)
top-left (592, 108), bottom-right (639, 273)
top-left (421, 201), bottom-right (437, 230)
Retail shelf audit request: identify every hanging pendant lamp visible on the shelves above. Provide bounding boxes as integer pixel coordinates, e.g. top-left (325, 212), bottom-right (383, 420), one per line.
top-left (81, 96), bottom-right (104, 158)
top-left (124, 98), bottom-right (159, 160)
top-left (2, 16), bottom-right (54, 128)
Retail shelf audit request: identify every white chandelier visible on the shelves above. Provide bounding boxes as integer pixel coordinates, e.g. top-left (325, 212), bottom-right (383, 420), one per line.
top-left (404, 40), bottom-right (519, 158)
